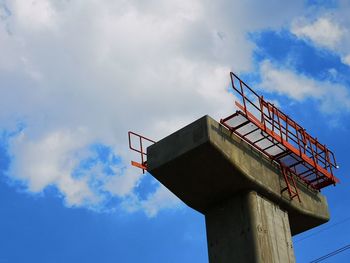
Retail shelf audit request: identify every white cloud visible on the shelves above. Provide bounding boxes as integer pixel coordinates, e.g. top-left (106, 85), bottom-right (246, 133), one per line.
top-left (290, 2), bottom-right (350, 66)
top-left (258, 60), bottom-right (350, 113)
top-left (0, 0), bottom-right (308, 216)
top-left (8, 128), bottom-right (100, 206)
top-left (141, 185), bottom-right (182, 217)
top-left (11, 0), bottom-right (57, 31)
top-left (259, 60), bottom-right (323, 100)
top-left (121, 184), bottom-right (183, 217)
top-left (341, 54), bottom-right (350, 66)
top-left (103, 168), bottom-right (141, 198)
top-left (291, 17), bottom-right (345, 49)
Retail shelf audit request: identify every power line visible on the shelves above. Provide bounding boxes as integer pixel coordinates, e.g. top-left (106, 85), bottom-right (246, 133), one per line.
top-left (294, 216), bottom-right (350, 243)
top-left (310, 244), bottom-right (350, 262)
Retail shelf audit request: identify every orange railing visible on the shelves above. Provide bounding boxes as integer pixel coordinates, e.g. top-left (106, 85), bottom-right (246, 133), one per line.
top-left (221, 72), bottom-right (339, 190)
top-left (128, 131), bottom-right (155, 173)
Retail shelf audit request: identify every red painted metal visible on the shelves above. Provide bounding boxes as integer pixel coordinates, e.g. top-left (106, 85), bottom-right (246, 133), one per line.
top-left (280, 162), bottom-right (301, 202)
top-left (220, 72), bottom-right (339, 192)
top-left (128, 131), bottom-right (156, 173)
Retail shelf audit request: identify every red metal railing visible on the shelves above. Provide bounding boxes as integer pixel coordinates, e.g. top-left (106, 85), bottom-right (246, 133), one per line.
top-left (221, 72), bottom-right (339, 191)
top-left (128, 131), bottom-right (156, 173)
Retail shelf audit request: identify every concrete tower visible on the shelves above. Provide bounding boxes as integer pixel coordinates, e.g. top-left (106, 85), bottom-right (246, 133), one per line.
top-left (128, 73), bottom-right (339, 263)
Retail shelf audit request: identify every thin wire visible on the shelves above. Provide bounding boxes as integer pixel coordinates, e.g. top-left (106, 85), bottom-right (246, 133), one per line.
top-left (309, 244), bottom-right (350, 262)
top-left (294, 216), bottom-right (350, 243)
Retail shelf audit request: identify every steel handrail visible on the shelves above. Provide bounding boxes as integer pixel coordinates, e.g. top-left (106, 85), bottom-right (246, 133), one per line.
top-left (223, 72), bottom-right (340, 190)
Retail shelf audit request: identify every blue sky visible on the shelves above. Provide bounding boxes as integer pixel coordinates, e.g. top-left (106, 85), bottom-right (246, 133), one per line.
top-left (1, 0), bottom-right (350, 262)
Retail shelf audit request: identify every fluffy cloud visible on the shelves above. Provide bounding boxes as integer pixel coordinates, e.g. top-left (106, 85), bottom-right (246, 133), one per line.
top-left (258, 60), bottom-right (350, 113)
top-left (121, 185), bottom-right (183, 217)
top-left (290, 1), bottom-right (350, 66)
top-left (0, 0), bottom-right (309, 216)
top-left (341, 54), bottom-right (350, 66)
top-left (9, 128), bottom-right (100, 206)
top-left (291, 17), bottom-right (345, 49)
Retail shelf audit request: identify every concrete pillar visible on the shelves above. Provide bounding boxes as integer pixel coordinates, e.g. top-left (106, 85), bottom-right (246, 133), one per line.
top-left (205, 191), bottom-right (295, 263)
top-left (148, 115), bottom-right (330, 261)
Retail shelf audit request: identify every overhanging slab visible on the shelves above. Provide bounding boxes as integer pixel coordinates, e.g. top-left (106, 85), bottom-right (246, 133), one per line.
top-left (147, 115), bottom-right (330, 235)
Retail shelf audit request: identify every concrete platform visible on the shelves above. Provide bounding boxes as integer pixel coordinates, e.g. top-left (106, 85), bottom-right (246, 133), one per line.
top-left (147, 115), bottom-right (330, 236)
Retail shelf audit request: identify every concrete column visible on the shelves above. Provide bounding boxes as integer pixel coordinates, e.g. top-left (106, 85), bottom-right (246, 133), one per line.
top-left (205, 191), bottom-right (295, 263)
top-left (148, 116), bottom-right (330, 261)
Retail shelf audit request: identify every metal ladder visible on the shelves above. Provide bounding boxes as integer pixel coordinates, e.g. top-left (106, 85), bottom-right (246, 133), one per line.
top-left (280, 163), bottom-right (301, 202)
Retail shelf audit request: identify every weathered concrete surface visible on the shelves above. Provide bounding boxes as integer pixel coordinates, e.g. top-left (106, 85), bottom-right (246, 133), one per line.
top-left (206, 191), bottom-right (295, 263)
top-left (147, 115), bottom-right (330, 235)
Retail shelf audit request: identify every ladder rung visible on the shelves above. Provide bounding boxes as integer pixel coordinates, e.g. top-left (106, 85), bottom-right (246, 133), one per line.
top-left (280, 163), bottom-right (301, 202)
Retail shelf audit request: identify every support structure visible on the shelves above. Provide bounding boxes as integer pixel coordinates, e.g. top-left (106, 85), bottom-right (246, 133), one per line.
top-left (127, 72), bottom-right (340, 262)
top-left (206, 191), bottom-right (294, 263)
top-left (144, 116), bottom-right (331, 262)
